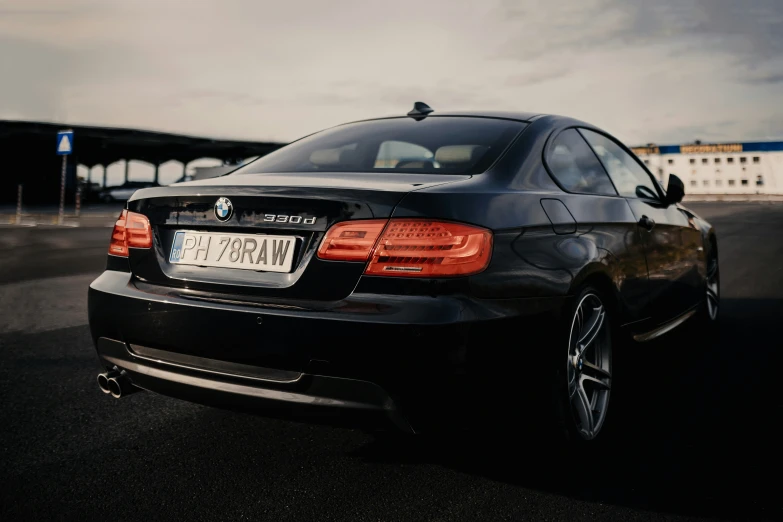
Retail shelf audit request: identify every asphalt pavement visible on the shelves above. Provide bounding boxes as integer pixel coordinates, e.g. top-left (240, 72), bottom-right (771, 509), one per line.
top-left (1, 202), bottom-right (782, 521)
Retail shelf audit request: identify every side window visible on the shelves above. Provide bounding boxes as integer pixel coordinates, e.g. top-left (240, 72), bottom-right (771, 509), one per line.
top-left (545, 129), bottom-right (616, 196)
top-left (580, 129), bottom-right (660, 200)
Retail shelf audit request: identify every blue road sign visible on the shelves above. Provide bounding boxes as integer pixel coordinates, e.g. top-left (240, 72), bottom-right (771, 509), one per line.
top-left (56, 130), bottom-right (74, 155)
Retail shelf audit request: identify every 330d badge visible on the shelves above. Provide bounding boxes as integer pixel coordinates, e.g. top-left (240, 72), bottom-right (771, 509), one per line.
top-left (263, 214), bottom-right (317, 224)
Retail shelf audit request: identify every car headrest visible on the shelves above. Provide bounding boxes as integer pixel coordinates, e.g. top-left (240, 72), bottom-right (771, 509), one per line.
top-left (396, 160), bottom-right (435, 169)
top-left (434, 145), bottom-right (488, 167)
top-left (339, 149), bottom-right (361, 166)
top-left (549, 145), bottom-right (577, 171)
top-left (309, 148), bottom-right (342, 166)
top-left (310, 147), bottom-right (361, 168)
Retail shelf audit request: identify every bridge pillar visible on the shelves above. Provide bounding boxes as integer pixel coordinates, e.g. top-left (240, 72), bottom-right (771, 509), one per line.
top-left (124, 160), bottom-right (129, 183)
top-left (102, 165), bottom-right (107, 188)
top-left (154, 163), bottom-right (160, 185)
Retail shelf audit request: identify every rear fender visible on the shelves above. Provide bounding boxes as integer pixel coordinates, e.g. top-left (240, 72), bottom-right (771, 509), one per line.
top-left (469, 227), bottom-right (614, 301)
top-left (569, 256), bottom-right (627, 319)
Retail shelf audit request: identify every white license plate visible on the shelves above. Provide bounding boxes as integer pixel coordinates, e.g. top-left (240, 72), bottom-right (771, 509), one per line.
top-left (169, 231), bottom-right (296, 273)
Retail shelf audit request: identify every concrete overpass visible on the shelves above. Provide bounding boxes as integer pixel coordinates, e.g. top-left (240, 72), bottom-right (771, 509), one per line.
top-left (0, 120), bottom-right (284, 205)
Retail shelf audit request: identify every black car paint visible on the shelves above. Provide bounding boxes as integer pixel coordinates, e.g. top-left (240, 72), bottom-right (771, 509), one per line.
top-left (126, 172), bottom-right (470, 301)
top-left (89, 111), bottom-right (715, 432)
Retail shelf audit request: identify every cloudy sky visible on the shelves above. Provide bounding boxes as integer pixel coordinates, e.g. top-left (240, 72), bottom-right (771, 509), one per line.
top-left (1, 0), bottom-right (781, 183)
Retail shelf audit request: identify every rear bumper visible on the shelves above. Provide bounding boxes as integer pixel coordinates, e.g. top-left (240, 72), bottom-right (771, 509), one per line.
top-left (89, 270), bottom-right (565, 431)
top-left (96, 337), bottom-right (414, 432)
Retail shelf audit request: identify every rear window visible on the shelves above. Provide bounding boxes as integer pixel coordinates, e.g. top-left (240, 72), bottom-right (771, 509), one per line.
top-left (233, 117), bottom-right (527, 175)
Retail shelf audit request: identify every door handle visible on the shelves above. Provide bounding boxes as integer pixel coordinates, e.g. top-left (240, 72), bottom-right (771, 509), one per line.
top-left (638, 215), bottom-right (655, 231)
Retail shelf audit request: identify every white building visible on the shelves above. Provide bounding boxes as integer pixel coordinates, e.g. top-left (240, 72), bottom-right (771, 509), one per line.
top-left (631, 141), bottom-right (783, 195)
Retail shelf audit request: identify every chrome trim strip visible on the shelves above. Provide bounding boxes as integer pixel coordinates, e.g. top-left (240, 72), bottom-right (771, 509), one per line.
top-left (128, 344), bottom-right (303, 384)
top-left (179, 294), bottom-right (309, 311)
top-left (633, 309), bottom-right (697, 342)
top-left (103, 354), bottom-right (371, 410)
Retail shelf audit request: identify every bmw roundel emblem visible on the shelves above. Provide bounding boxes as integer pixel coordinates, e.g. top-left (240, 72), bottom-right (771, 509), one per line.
top-left (214, 197), bottom-right (233, 221)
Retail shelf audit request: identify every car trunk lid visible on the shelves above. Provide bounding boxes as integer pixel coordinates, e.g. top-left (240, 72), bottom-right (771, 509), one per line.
top-left (126, 172), bottom-right (468, 301)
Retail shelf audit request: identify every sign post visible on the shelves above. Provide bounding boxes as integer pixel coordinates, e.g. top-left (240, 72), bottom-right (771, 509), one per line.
top-left (16, 184), bottom-right (22, 224)
top-left (56, 130), bottom-right (74, 225)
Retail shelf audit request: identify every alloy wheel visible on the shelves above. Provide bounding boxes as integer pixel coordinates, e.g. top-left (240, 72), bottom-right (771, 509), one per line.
top-left (567, 293), bottom-right (612, 441)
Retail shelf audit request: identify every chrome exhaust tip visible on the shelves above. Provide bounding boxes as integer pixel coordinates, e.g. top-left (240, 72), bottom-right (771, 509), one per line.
top-left (96, 371), bottom-right (118, 394)
top-left (107, 372), bottom-right (140, 399)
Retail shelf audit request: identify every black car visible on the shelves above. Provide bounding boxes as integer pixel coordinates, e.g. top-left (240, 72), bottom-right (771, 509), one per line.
top-left (89, 103), bottom-right (719, 442)
top-left (99, 181), bottom-right (159, 203)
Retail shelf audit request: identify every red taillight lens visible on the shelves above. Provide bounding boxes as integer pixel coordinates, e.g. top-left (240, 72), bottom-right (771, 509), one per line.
top-left (365, 220), bottom-right (492, 277)
top-left (317, 218), bottom-right (493, 277)
top-left (317, 219), bottom-right (388, 261)
top-left (108, 210), bottom-right (152, 257)
top-left (125, 211), bottom-right (153, 248)
top-left (109, 210), bottom-right (128, 256)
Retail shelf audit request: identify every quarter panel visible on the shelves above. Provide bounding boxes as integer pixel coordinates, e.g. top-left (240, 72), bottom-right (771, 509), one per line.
top-left (394, 184), bottom-right (651, 324)
top-left (506, 194), bottom-right (650, 322)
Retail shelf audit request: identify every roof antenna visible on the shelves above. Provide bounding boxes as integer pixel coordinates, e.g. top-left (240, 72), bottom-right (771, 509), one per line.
top-left (407, 101), bottom-right (434, 120)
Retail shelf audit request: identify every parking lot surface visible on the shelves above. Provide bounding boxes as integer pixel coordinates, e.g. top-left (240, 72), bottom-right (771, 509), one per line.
top-left (1, 203), bottom-right (781, 521)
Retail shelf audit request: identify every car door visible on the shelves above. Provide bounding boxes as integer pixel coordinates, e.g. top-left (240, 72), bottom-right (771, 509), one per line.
top-left (580, 128), bottom-right (703, 323)
top-left (541, 128), bottom-right (652, 324)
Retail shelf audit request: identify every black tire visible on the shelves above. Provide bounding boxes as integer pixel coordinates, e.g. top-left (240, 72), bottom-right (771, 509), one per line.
top-left (692, 246), bottom-right (720, 343)
top-left (549, 285), bottom-right (616, 445)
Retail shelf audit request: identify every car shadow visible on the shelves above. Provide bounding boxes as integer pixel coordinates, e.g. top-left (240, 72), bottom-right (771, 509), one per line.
top-left (3, 298), bottom-right (780, 520)
top-left (353, 297), bottom-right (783, 520)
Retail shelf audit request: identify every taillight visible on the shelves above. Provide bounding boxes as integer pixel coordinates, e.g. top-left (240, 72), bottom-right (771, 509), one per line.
top-left (108, 210), bottom-right (152, 257)
top-left (366, 220), bottom-right (492, 277)
top-left (108, 210), bottom-right (129, 256)
top-left (317, 219), bottom-right (388, 261)
top-left (317, 219), bottom-right (493, 277)
top-left (125, 211), bottom-right (153, 248)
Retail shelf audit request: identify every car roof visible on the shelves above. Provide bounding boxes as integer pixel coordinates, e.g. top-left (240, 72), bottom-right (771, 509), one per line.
top-left (422, 110), bottom-right (544, 122)
top-left (340, 111), bottom-right (611, 141)
top-left (345, 110), bottom-right (545, 126)
top-left (424, 112), bottom-right (600, 130)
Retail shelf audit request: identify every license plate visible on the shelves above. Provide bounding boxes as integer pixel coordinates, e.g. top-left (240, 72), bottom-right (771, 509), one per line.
top-left (169, 231), bottom-right (296, 273)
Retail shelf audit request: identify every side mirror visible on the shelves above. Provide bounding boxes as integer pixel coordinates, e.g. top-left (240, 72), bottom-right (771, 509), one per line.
top-left (665, 174), bottom-right (684, 204)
